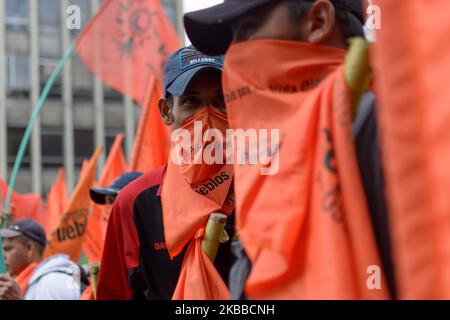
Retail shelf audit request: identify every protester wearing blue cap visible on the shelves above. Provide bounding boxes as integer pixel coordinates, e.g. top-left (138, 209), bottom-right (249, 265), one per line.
top-left (95, 46), bottom-right (236, 300)
top-left (89, 172), bottom-right (143, 205)
top-left (184, 0), bottom-right (396, 299)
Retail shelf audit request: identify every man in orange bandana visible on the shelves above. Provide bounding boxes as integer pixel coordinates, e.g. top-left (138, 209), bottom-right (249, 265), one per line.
top-left (96, 46), bottom-right (236, 300)
top-left (185, 0), bottom-right (394, 299)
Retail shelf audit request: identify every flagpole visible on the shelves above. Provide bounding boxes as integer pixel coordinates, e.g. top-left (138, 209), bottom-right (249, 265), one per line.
top-left (344, 37), bottom-right (371, 118)
top-left (0, 43), bottom-right (76, 274)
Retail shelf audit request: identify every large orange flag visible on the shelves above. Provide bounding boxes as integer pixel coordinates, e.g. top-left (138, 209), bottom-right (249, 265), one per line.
top-left (130, 78), bottom-right (170, 172)
top-left (44, 169), bottom-right (68, 236)
top-left (222, 40), bottom-right (389, 299)
top-left (76, 0), bottom-right (181, 106)
top-left (84, 135), bottom-right (127, 262)
top-left (80, 160), bottom-right (89, 179)
top-left (45, 146), bottom-right (103, 262)
top-left (172, 230), bottom-right (230, 300)
top-left (372, 0), bottom-right (450, 299)
top-left (0, 179), bottom-right (44, 226)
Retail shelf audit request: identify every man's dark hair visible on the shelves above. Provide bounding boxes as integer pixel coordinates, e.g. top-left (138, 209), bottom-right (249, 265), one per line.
top-left (165, 93), bottom-right (174, 107)
top-left (335, 8), bottom-right (366, 39)
top-left (16, 235), bottom-right (45, 257)
top-left (285, 0), bottom-right (365, 42)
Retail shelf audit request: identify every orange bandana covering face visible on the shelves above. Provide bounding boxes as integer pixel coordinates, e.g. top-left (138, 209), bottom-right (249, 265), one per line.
top-left (162, 107), bottom-right (234, 299)
top-left (222, 39), bottom-right (389, 299)
top-left (15, 262), bottom-right (39, 295)
top-left (162, 107), bottom-right (234, 258)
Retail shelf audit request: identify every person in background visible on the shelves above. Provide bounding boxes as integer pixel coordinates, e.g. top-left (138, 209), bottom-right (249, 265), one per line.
top-left (0, 219), bottom-right (80, 300)
top-left (89, 172), bottom-right (144, 207)
top-left (79, 171), bottom-right (143, 300)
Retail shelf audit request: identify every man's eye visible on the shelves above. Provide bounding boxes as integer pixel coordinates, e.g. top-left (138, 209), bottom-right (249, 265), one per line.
top-left (184, 96), bottom-right (201, 105)
top-left (212, 95), bottom-right (226, 109)
top-left (241, 21), bottom-right (258, 32)
top-left (232, 19), bottom-right (259, 41)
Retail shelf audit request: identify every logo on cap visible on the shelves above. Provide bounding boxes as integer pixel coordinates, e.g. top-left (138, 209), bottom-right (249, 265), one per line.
top-left (179, 47), bottom-right (224, 71)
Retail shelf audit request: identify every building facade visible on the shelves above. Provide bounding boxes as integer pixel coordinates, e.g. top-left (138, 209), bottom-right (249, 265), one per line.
top-left (0, 0), bottom-right (183, 196)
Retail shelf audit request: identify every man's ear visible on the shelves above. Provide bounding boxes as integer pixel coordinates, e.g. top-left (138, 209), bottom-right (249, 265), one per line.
top-left (25, 241), bottom-right (35, 260)
top-left (302, 0), bottom-right (336, 45)
top-left (158, 98), bottom-right (174, 126)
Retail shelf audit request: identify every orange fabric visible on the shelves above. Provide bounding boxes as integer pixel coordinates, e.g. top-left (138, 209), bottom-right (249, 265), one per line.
top-left (80, 160), bottom-right (89, 179)
top-left (44, 146), bottom-right (103, 262)
top-left (162, 108), bottom-right (234, 258)
top-left (162, 108), bottom-right (233, 299)
top-left (172, 229), bottom-right (229, 300)
top-left (222, 39), bottom-right (389, 299)
top-left (80, 285), bottom-right (94, 300)
top-left (372, 0), bottom-right (450, 299)
top-left (130, 79), bottom-right (170, 172)
top-left (97, 135), bottom-right (127, 194)
top-left (14, 262), bottom-right (39, 295)
top-left (75, 0), bottom-right (181, 107)
top-left (0, 180), bottom-right (44, 226)
top-left (44, 168), bottom-right (68, 236)
top-left (84, 135), bottom-right (127, 263)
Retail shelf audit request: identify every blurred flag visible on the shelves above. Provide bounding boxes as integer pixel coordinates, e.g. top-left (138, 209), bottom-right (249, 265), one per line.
top-left (76, 0), bottom-right (181, 106)
top-left (84, 134), bottom-right (127, 262)
top-left (373, 0), bottom-right (450, 299)
top-left (80, 159), bottom-right (89, 179)
top-left (0, 179), bottom-right (44, 226)
top-left (44, 168), bottom-right (68, 236)
top-left (45, 146), bottom-right (103, 262)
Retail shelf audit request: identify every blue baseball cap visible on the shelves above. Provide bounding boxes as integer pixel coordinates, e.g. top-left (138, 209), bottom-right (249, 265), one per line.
top-left (164, 45), bottom-right (224, 97)
top-left (0, 219), bottom-right (47, 247)
top-left (89, 172), bottom-right (143, 205)
top-left (184, 0), bottom-right (365, 56)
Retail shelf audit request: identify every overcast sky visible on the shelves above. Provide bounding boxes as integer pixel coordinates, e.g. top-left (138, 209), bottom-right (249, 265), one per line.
top-left (183, 0), bottom-right (223, 13)
top-left (182, 0), bottom-right (223, 44)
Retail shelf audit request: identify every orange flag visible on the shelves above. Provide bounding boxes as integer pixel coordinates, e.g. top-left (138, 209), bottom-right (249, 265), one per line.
top-left (372, 0), bottom-right (450, 299)
top-left (44, 146), bottom-right (103, 262)
top-left (80, 285), bottom-right (94, 300)
top-left (130, 78), bottom-right (170, 173)
top-left (0, 179), bottom-right (44, 226)
top-left (84, 134), bottom-right (127, 262)
top-left (172, 230), bottom-right (230, 300)
top-left (14, 262), bottom-right (39, 295)
top-left (75, 0), bottom-right (181, 106)
top-left (80, 160), bottom-right (89, 179)
top-left (222, 40), bottom-right (389, 299)
top-left (44, 169), bottom-right (68, 236)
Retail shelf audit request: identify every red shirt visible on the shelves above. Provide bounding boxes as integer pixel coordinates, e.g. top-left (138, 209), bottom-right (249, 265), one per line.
top-left (96, 167), bottom-right (165, 300)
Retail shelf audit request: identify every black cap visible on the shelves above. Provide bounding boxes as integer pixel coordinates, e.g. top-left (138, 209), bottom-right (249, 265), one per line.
top-left (164, 45), bottom-right (224, 96)
top-left (0, 219), bottom-right (46, 247)
top-left (184, 0), bottom-right (365, 56)
top-left (89, 172), bottom-right (143, 205)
